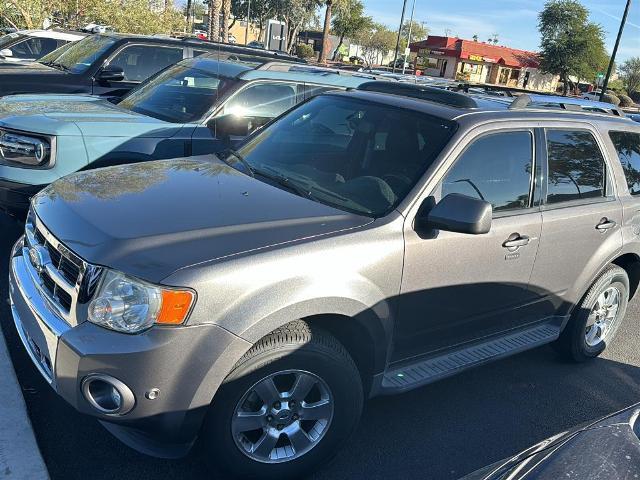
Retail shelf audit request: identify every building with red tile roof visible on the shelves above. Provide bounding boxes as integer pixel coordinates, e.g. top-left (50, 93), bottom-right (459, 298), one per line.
top-left (410, 36), bottom-right (559, 92)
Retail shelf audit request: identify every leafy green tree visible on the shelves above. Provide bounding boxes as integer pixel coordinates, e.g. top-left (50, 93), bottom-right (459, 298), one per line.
top-left (331, 0), bottom-right (371, 60)
top-left (230, 0), bottom-right (277, 42)
top-left (620, 57), bottom-right (640, 95)
top-left (0, 0), bottom-right (186, 34)
top-left (356, 23), bottom-right (396, 67)
top-left (538, 0), bottom-right (606, 95)
top-left (400, 20), bottom-right (428, 44)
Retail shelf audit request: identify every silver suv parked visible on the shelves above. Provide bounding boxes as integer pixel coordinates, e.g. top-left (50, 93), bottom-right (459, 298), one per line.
top-left (9, 83), bottom-right (640, 479)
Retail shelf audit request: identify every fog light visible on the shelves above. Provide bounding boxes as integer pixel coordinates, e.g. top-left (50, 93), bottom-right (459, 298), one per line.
top-left (81, 374), bottom-right (135, 415)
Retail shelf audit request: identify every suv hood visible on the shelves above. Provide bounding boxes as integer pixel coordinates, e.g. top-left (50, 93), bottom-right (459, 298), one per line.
top-left (0, 94), bottom-right (177, 138)
top-left (32, 156), bottom-right (373, 282)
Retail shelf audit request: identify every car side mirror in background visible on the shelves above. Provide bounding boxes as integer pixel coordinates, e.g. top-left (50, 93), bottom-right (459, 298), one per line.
top-left (419, 193), bottom-right (492, 235)
top-left (96, 64), bottom-right (125, 82)
top-left (0, 48), bottom-right (13, 58)
top-left (208, 114), bottom-right (252, 140)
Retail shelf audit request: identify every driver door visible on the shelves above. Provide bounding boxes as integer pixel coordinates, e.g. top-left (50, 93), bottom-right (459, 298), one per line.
top-left (395, 128), bottom-right (543, 359)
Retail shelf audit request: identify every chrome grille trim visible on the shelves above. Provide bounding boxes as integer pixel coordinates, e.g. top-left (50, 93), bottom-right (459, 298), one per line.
top-left (24, 212), bottom-right (91, 327)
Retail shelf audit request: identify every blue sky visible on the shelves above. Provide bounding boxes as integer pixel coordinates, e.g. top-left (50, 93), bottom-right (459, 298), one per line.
top-left (358, 0), bottom-right (639, 61)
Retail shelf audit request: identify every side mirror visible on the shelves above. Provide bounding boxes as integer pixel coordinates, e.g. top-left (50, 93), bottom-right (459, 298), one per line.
top-left (208, 114), bottom-right (252, 139)
top-left (0, 48), bottom-right (13, 58)
top-left (96, 64), bottom-right (125, 82)
top-left (422, 193), bottom-right (492, 235)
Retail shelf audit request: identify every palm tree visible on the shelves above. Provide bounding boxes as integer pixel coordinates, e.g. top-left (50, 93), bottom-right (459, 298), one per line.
top-left (221, 0), bottom-right (231, 43)
top-left (319, 0), bottom-right (335, 63)
top-left (208, 0), bottom-right (222, 41)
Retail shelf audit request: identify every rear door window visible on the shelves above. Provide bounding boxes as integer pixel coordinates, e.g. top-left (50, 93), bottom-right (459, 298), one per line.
top-left (610, 131), bottom-right (640, 195)
top-left (545, 130), bottom-right (606, 204)
top-left (108, 45), bottom-right (184, 82)
top-left (440, 131), bottom-right (534, 212)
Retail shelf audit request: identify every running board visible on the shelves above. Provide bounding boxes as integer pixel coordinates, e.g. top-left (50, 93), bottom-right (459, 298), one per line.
top-left (382, 322), bottom-right (561, 394)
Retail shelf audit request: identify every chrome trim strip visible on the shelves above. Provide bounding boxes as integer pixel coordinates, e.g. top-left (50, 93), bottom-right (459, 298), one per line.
top-left (11, 303), bottom-right (53, 384)
top-left (24, 212), bottom-right (89, 327)
top-left (10, 254), bottom-right (72, 388)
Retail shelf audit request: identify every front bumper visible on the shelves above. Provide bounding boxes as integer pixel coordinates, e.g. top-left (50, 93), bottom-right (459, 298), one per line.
top-left (0, 179), bottom-right (41, 219)
top-left (8, 238), bottom-right (250, 457)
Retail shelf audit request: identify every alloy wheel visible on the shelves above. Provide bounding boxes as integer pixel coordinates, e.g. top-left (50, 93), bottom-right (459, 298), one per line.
top-left (231, 369), bottom-right (334, 463)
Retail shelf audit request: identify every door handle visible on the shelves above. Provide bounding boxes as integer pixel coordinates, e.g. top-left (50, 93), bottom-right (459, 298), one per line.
top-left (502, 234), bottom-right (530, 249)
top-left (596, 218), bottom-right (616, 231)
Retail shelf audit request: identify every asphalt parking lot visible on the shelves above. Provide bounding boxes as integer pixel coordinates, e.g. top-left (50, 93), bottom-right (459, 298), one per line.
top-left (2, 212), bottom-right (640, 480)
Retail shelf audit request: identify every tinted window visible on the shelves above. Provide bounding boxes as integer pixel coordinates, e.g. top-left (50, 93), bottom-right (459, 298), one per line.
top-left (118, 63), bottom-right (235, 123)
top-left (109, 45), bottom-right (183, 82)
top-left (230, 95), bottom-right (456, 217)
top-left (10, 37), bottom-right (58, 59)
top-left (47, 35), bottom-right (117, 73)
top-left (610, 131), bottom-right (640, 195)
top-left (441, 131), bottom-right (534, 212)
top-left (546, 130), bottom-right (605, 204)
top-left (221, 82), bottom-right (299, 119)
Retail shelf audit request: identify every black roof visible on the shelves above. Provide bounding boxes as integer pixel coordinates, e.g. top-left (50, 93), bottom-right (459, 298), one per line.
top-left (102, 33), bottom-right (304, 62)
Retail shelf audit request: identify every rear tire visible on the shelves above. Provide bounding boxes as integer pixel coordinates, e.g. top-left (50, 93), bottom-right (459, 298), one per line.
top-left (554, 265), bottom-right (629, 362)
top-left (200, 320), bottom-right (363, 480)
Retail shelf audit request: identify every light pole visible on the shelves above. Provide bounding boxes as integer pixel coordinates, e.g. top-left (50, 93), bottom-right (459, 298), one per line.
top-left (245, 0), bottom-right (251, 45)
top-left (600, 0), bottom-right (632, 101)
top-left (402, 0), bottom-right (417, 75)
top-left (392, 0), bottom-right (409, 74)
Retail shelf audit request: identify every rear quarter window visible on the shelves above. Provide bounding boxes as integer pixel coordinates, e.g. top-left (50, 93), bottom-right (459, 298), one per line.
top-left (610, 131), bottom-right (640, 195)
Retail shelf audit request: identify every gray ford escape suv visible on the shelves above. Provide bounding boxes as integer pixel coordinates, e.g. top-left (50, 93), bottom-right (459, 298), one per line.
top-left (9, 83), bottom-right (640, 479)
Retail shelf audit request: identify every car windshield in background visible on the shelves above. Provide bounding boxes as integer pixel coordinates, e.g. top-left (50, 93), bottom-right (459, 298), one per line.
top-left (118, 63), bottom-right (236, 123)
top-left (39, 34), bottom-right (116, 73)
top-left (0, 32), bottom-right (23, 49)
top-left (235, 95), bottom-right (457, 217)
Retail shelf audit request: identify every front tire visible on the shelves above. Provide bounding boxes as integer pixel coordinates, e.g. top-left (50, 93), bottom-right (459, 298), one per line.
top-left (200, 320), bottom-right (363, 479)
top-left (555, 265), bottom-right (629, 362)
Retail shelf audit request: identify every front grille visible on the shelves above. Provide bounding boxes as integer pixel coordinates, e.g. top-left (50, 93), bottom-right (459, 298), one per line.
top-left (27, 233), bottom-right (81, 314)
top-left (23, 211), bottom-right (97, 326)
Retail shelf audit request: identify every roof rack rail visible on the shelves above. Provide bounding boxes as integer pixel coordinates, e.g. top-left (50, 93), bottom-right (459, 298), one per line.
top-left (509, 93), bottom-right (625, 116)
top-left (356, 81), bottom-right (478, 108)
top-left (256, 63), bottom-right (390, 80)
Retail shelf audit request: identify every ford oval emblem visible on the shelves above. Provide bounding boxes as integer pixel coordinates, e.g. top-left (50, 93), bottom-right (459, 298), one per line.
top-left (28, 246), bottom-right (48, 274)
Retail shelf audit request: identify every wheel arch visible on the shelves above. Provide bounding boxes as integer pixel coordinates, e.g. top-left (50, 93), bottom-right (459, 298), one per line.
top-left (612, 252), bottom-right (640, 299)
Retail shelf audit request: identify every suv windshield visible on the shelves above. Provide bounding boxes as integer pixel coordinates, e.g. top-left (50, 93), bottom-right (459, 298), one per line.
top-left (118, 63), bottom-right (236, 123)
top-left (37, 41), bottom-right (74, 63)
top-left (233, 95), bottom-right (457, 217)
top-left (39, 34), bottom-right (116, 73)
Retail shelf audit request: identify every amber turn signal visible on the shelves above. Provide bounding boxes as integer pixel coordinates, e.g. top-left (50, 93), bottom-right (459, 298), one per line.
top-left (157, 289), bottom-right (195, 325)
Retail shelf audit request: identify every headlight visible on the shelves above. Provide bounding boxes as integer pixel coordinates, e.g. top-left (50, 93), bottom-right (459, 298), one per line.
top-left (0, 128), bottom-right (53, 167)
top-left (88, 270), bottom-right (195, 334)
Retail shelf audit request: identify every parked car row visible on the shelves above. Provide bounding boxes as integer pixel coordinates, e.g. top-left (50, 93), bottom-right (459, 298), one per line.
top-left (3, 34), bottom-right (640, 479)
top-left (0, 29), bottom-right (86, 64)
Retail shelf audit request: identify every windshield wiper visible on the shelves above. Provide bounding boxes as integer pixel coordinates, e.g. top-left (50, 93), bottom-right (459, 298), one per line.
top-left (253, 165), bottom-right (315, 200)
top-left (221, 149), bottom-right (255, 177)
top-left (41, 61), bottom-right (70, 72)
